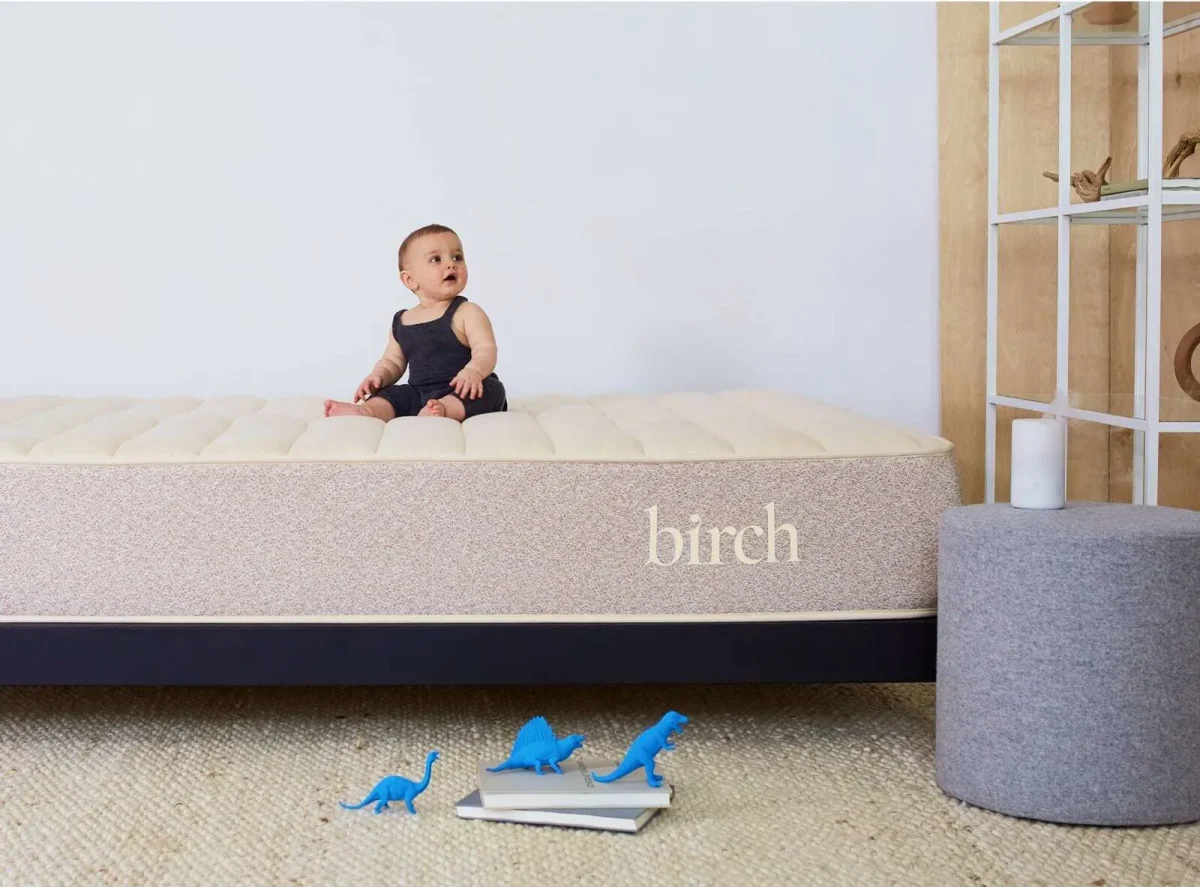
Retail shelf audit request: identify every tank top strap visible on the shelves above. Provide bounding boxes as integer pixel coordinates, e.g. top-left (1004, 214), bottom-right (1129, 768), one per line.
top-left (442, 295), bottom-right (468, 325)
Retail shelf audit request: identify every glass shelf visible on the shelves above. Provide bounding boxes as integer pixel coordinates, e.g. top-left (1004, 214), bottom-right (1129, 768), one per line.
top-left (995, 2), bottom-right (1200, 46)
top-left (994, 191), bottom-right (1200, 224)
top-left (988, 394), bottom-right (1200, 433)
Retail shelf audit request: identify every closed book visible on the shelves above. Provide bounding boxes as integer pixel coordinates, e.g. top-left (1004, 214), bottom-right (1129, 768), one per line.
top-left (1101, 179), bottom-right (1149, 197)
top-left (455, 790), bottom-right (659, 833)
top-left (477, 757), bottom-right (673, 809)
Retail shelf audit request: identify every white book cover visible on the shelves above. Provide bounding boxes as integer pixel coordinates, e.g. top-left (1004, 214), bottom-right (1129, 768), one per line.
top-left (476, 757), bottom-right (673, 809)
top-left (455, 791), bottom-right (660, 833)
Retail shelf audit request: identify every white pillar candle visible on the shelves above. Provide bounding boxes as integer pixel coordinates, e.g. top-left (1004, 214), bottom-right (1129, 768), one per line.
top-left (1010, 418), bottom-right (1066, 509)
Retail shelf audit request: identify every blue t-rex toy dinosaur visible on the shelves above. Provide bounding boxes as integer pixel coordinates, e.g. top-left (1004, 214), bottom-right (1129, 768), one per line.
top-left (487, 716), bottom-right (585, 775)
top-left (594, 711), bottom-right (689, 787)
top-left (339, 750), bottom-right (440, 815)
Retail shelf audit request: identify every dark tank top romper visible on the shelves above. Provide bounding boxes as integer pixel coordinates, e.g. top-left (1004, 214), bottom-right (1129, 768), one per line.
top-left (371, 295), bottom-right (507, 419)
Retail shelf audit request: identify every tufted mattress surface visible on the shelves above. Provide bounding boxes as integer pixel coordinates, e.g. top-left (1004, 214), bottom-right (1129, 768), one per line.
top-left (0, 390), bottom-right (949, 464)
top-left (0, 390), bottom-right (960, 621)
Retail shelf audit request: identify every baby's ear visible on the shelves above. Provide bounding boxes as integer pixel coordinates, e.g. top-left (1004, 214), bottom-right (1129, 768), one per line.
top-left (399, 269), bottom-right (418, 292)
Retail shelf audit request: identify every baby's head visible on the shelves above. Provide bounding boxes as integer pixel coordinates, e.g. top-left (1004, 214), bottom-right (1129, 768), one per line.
top-left (398, 224), bottom-right (467, 302)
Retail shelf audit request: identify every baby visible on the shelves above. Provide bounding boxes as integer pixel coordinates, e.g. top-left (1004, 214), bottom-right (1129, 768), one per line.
top-left (323, 224), bottom-right (507, 422)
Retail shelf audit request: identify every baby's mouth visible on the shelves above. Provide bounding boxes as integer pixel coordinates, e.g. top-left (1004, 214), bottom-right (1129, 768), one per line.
top-left (443, 273), bottom-right (457, 284)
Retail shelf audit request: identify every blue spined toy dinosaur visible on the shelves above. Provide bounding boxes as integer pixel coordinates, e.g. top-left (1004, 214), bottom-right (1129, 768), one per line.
top-left (340, 750), bottom-right (440, 814)
top-left (594, 711), bottom-right (689, 787)
top-left (487, 716), bottom-right (585, 775)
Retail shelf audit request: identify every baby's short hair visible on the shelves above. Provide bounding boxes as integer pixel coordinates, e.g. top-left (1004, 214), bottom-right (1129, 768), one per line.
top-left (398, 224), bottom-right (458, 271)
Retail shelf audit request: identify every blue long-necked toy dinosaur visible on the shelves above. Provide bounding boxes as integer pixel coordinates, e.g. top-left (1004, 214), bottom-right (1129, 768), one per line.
top-left (487, 716), bottom-right (585, 775)
top-left (594, 711), bottom-right (689, 787)
top-left (340, 750), bottom-right (440, 814)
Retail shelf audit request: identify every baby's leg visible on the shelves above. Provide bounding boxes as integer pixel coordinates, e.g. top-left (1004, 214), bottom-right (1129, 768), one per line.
top-left (430, 396), bottom-right (467, 421)
top-left (324, 396), bottom-right (395, 420)
top-left (415, 394), bottom-right (465, 421)
top-left (415, 377), bottom-right (506, 423)
top-left (325, 385), bottom-right (417, 420)
top-left (417, 399), bottom-right (446, 419)
top-left (459, 376), bottom-right (508, 420)
top-left (415, 384), bottom-right (465, 420)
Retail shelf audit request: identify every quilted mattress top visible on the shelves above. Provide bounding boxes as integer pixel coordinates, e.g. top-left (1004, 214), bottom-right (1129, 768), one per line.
top-left (0, 390), bottom-right (951, 464)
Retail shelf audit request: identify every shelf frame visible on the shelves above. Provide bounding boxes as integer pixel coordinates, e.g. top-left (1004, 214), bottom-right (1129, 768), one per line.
top-left (985, 1), bottom-right (1196, 507)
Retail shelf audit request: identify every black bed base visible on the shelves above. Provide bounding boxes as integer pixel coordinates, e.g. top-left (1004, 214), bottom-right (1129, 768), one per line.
top-left (0, 617), bottom-right (937, 686)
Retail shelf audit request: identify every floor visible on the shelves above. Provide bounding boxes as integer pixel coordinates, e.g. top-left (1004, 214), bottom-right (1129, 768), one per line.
top-left (1, 682), bottom-right (1196, 885)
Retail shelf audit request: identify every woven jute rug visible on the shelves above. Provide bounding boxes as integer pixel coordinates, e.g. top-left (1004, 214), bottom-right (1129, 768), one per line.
top-left (0, 682), bottom-right (1196, 885)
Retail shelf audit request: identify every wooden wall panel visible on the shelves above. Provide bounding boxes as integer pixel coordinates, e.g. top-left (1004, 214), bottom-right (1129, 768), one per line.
top-left (1000, 3), bottom-right (1057, 33)
top-left (938, 2), bottom-right (989, 505)
top-left (997, 42), bottom-right (1059, 216)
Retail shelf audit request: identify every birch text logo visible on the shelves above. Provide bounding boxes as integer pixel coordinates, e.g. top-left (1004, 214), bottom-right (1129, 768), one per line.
top-left (645, 504), bottom-right (799, 566)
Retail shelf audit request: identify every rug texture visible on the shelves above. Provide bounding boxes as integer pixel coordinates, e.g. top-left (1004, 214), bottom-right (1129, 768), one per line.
top-left (0, 683), bottom-right (1196, 886)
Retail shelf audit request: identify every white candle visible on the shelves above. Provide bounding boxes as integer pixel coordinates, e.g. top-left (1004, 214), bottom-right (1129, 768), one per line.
top-left (1010, 418), bottom-right (1065, 509)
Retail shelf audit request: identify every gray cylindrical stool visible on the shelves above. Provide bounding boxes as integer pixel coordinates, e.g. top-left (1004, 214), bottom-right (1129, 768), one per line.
top-left (936, 502), bottom-right (1200, 826)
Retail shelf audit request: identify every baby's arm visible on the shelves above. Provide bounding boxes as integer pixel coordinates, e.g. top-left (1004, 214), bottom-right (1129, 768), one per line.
top-left (355, 331), bottom-right (408, 402)
top-left (450, 304), bottom-right (498, 400)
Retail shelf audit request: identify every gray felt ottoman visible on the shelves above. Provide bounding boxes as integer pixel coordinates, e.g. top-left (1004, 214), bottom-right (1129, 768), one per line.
top-left (935, 502), bottom-right (1200, 826)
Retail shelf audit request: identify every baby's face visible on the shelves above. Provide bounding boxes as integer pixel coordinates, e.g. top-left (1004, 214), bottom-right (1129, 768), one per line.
top-left (401, 232), bottom-right (468, 301)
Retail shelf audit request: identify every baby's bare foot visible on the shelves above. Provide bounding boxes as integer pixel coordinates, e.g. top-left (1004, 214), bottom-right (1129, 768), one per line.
top-left (324, 399), bottom-right (369, 418)
top-left (418, 399), bottom-right (446, 418)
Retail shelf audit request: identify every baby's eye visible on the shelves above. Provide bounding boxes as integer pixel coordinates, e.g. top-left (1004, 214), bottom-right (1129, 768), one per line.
top-left (454, 253), bottom-right (464, 261)
top-left (429, 255), bottom-right (440, 263)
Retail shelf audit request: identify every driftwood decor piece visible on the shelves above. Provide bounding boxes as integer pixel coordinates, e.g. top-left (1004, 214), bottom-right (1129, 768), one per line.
top-left (1175, 323), bottom-right (1200, 405)
top-left (1164, 130), bottom-right (1200, 179)
top-left (1044, 156), bottom-right (1112, 202)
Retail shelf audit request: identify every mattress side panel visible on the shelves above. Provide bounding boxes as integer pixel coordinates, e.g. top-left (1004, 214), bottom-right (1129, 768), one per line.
top-left (0, 456), bottom-right (961, 619)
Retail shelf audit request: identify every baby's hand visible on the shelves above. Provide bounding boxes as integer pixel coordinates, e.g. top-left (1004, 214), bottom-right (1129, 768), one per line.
top-left (451, 367), bottom-right (484, 400)
top-left (354, 374), bottom-right (384, 403)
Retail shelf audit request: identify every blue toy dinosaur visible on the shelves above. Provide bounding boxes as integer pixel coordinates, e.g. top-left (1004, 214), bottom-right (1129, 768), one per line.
top-left (487, 716), bottom-right (585, 775)
top-left (339, 750), bottom-right (440, 814)
top-left (594, 711), bottom-right (689, 787)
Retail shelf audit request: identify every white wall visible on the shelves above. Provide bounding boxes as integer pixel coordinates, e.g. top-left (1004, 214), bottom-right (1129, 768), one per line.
top-left (0, 2), bottom-right (939, 432)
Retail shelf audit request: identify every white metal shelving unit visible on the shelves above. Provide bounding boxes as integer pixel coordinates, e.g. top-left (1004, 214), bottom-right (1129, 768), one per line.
top-left (986, 1), bottom-right (1200, 506)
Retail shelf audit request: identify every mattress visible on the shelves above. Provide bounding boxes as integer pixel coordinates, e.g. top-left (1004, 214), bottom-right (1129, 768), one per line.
top-left (0, 390), bottom-right (961, 622)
